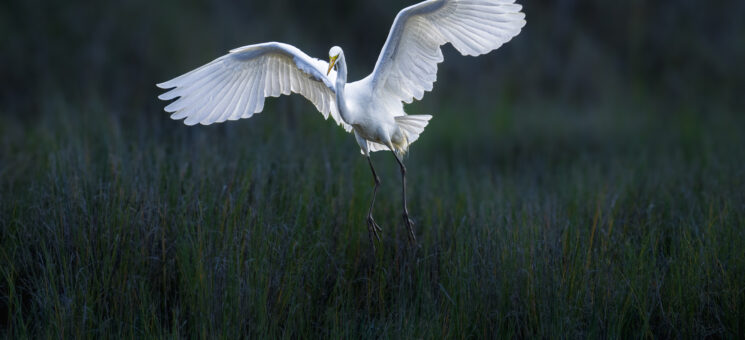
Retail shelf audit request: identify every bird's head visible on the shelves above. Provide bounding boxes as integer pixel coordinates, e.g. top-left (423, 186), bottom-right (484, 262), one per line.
top-left (327, 46), bottom-right (343, 75)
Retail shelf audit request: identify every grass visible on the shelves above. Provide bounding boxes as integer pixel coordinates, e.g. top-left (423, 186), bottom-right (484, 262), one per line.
top-left (1, 94), bottom-right (744, 338)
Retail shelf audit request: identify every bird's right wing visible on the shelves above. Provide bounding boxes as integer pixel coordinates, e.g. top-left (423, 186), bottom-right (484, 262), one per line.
top-left (157, 42), bottom-right (351, 131)
top-left (369, 0), bottom-right (526, 104)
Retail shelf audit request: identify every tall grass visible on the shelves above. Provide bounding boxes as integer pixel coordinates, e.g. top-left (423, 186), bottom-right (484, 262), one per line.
top-left (1, 94), bottom-right (743, 337)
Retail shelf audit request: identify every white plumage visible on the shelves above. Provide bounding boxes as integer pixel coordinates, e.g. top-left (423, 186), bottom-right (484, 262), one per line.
top-left (157, 0), bottom-right (526, 249)
top-left (157, 43), bottom-right (349, 129)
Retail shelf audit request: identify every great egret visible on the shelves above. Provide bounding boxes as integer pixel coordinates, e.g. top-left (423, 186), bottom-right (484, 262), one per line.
top-left (157, 0), bottom-right (526, 249)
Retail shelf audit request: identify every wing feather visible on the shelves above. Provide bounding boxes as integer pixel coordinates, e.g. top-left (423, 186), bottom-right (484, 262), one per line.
top-left (227, 68), bottom-right (252, 121)
top-left (205, 70), bottom-right (243, 124)
top-left (157, 42), bottom-right (352, 131)
top-left (223, 69), bottom-right (248, 121)
top-left (370, 0), bottom-right (525, 104)
top-left (214, 69), bottom-right (245, 123)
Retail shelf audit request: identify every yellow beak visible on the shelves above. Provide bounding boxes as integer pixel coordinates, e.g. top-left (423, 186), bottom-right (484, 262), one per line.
top-left (327, 56), bottom-right (338, 76)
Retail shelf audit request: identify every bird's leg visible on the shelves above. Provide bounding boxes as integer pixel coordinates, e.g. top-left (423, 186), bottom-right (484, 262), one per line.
top-left (392, 152), bottom-right (417, 245)
top-left (366, 156), bottom-right (383, 249)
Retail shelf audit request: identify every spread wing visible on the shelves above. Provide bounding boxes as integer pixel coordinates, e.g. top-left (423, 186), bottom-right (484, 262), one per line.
top-left (157, 42), bottom-right (351, 131)
top-left (370, 0), bottom-right (526, 104)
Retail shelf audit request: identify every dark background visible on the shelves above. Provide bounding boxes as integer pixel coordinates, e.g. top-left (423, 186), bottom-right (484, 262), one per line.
top-left (1, 0), bottom-right (744, 337)
top-left (3, 0), bottom-right (743, 118)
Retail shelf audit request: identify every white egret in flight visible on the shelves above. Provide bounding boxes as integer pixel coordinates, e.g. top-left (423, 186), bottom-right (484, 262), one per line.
top-left (157, 0), bottom-right (526, 249)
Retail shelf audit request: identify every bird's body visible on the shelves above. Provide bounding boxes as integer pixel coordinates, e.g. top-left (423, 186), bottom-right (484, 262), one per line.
top-left (157, 0), bottom-right (526, 249)
top-left (334, 60), bottom-right (422, 156)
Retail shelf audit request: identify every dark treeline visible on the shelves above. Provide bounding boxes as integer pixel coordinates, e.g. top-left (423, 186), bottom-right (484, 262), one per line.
top-left (2, 0), bottom-right (743, 118)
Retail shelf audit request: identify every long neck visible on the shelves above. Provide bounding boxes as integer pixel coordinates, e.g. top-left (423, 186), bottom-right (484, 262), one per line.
top-left (334, 54), bottom-right (352, 124)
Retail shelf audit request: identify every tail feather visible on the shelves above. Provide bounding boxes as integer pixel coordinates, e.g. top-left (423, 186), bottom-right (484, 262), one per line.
top-left (364, 114), bottom-right (433, 156)
top-left (394, 114), bottom-right (432, 154)
top-left (396, 114), bottom-right (432, 144)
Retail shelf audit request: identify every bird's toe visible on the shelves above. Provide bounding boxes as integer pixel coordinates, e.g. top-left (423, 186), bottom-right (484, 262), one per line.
top-left (366, 216), bottom-right (383, 242)
top-left (402, 214), bottom-right (417, 244)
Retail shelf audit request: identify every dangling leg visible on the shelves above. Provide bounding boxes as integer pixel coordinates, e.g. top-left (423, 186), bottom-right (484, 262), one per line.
top-left (366, 156), bottom-right (383, 249)
top-left (391, 151), bottom-right (417, 245)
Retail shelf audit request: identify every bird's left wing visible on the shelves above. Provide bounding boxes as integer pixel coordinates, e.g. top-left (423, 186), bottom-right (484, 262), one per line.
top-left (369, 0), bottom-right (526, 104)
top-left (157, 42), bottom-right (351, 131)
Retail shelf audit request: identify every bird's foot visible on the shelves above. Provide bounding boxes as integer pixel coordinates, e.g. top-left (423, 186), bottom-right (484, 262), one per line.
top-left (366, 216), bottom-right (383, 249)
top-left (402, 213), bottom-right (417, 246)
